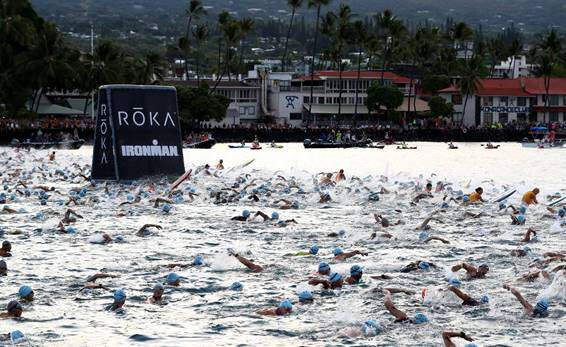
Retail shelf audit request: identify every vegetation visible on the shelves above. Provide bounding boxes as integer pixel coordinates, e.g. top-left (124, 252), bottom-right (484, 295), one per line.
top-left (177, 84), bottom-right (230, 124)
top-left (366, 84), bottom-right (404, 121)
top-left (428, 96), bottom-right (454, 119)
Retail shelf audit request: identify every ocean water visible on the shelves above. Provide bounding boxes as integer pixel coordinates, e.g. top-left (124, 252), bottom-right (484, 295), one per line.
top-left (0, 142), bottom-right (565, 346)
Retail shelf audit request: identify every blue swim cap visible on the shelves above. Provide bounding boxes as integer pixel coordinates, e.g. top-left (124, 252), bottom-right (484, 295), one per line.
top-left (242, 210), bottom-right (250, 218)
top-left (35, 212), bottom-right (45, 220)
top-left (114, 289), bottom-right (126, 302)
top-left (333, 247), bottom-right (344, 256)
top-left (519, 206), bottom-right (527, 214)
top-left (499, 202), bottom-right (506, 210)
top-left (368, 193), bottom-right (380, 201)
top-left (464, 344), bottom-right (479, 347)
top-left (271, 211), bottom-right (279, 220)
top-left (449, 277), bottom-right (461, 287)
top-left (277, 220), bottom-right (287, 227)
top-left (298, 290), bottom-right (313, 302)
top-left (318, 262), bottom-right (330, 273)
top-left (441, 202), bottom-right (449, 209)
top-left (193, 256), bottom-right (204, 266)
top-left (559, 209), bottom-right (565, 218)
top-left (463, 195), bottom-right (470, 202)
top-left (172, 195), bottom-right (184, 204)
top-left (418, 261), bottom-right (430, 270)
top-left (292, 201), bottom-right (300, 209)
top-left (166, 272), bottom-right (181, 285)
top-left (162, 203), bottom-right (171, 213)
top-left (481, 295), bottom-right (489, 304)
top-left (338, 229), bottom-right (346, 236)
top-left (517, 214), bottom-right (525, 223)
top-left (418, 231), bottom-right (430, 241)
top-left (350, 265), bottom-right (363, 276)
top-left (329, 272), bottom-right (342, 283)
top-left (229, 282), bottom-right (243, 291)
top-left (309, 245), bottom-right (319, 255)
top-left (153, 283), bottom-right (164, 291)
top-left (252, 188), bottom-right (258, 194)
top-left (10, 330), bottom-right (25, 343)
top-left (66, 226), bottom-right (77, 234)
top-left (18, 285), bottom-right (33, 298)
top-left (412, 312), bottom-right (428, 324)
top-left (283, 187), bottom-right (290, 194)
top-left (362, 319), bottom-right (381, 335)
top-left (279, 299), bottom-right (293, 310)
top-left (535, 298), bottom-right (549, 312)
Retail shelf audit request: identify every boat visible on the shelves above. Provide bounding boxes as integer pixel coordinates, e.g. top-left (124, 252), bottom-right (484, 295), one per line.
top-left (397, 146), bottom-right (417, 150)
top-left (251, 146), bottom-right (262, 150)
top-left (367, 144), bottom-right (385, 149)
top-left (251, 142), bottom-right (262, 150)
top-left (11, 139), bottom-right (85, 150)
top-left (183, 138), bottom-right (216, 149)
top-left (229, 143), bottom-right (249, 149)
top-left (483, 144), bottom-right (500, 149)
top-left (303, 139), bottom-right (372, 149)
top-left (448, 143), bottom-right (458, 149)
top-left (521, 127), bottom-right (565, 148)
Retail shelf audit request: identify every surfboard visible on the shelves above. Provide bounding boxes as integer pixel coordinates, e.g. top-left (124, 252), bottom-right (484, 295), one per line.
top-left (492, 189), bottom-right (517, 203)
top-left (549, 196), bottom-right (566, 207)
top-left (226, 159), bottom-right (255, 173)
top-left (168, 169), bottom-right (192, 193)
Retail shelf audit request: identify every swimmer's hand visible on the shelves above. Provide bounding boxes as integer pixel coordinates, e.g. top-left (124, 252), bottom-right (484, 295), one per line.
top-left (227, 248), bottom-right (238, 257)
top-left (460, 332), bottom-right (473, 342)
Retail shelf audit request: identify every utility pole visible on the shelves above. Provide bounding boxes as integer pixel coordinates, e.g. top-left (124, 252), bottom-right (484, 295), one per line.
top-left (90, 23), bottom-right (95, 120)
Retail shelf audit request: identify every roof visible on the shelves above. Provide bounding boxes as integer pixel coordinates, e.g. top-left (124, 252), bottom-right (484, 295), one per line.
top-left (165, 80), bottom-right (259, 89)
top-left (36, 104), bottom-right (85, 116)
top-left (296, 70), bottom-right (411, 84)
top-left (439, 78), bottom-right (566, 97)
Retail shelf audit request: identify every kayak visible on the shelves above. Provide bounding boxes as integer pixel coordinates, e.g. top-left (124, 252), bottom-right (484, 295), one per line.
top-left (184, 139), bottom-right (216, 149)
top-left (303, 139), bottom-right (372, 149)
top-left (229, 145), bottom-right (249, 149)
top-left (397, 146), bottom-right (417, 150)
top-left (251, 146), bottom-right (262, 150)
top-left (269, 145), bottom-right (284, 149)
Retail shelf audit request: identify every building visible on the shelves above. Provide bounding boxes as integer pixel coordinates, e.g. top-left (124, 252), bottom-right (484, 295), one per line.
top-left (490, 56), bottom-right (535, 79)
top-left (438, 78), bottom-right (566, 125)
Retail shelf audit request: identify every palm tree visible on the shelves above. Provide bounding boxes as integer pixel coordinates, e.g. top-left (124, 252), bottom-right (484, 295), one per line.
top-left (348, 20), bottom-right (367, 119)
top-left (216, 11), bottom-right (231, 75)
top-left (506, 38), bottom-right (523, 78)
top-left (192, 23), bottom-right (209, 85)
top-left (307, 0), bottom-right (332, 119)
top-left (282, 0), bottom-right (303, 71)
top-left (138, 52), bottom-right (165, 84)
top-left (486, 37), bottom-right (507, 77)
top-left (238, 17), bottom-right (254, 74)
top-left (459, 55), bottom-right (483, 124)
top-left (177, 37), bottom-right (190, 80)
top-left (183, 0), bottom-right (206, 79)
top-left (531, 30), bottom-right (562, 123)
top-left (450, 22), bottom-right (474, 59)
top-left (374, 9), bottom-right (406, 84)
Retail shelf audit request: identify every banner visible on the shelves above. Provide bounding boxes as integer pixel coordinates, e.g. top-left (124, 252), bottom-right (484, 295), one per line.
top-left (91, 85), bottom-right (185, 180)
top-left (480, 106), bottom-right (531, 113)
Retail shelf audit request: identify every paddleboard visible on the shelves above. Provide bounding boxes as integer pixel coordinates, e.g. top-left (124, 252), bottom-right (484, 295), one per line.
top-left (492, 189), bottom-right (516, 203)
top-left (549, 196), bottom-right (566, 207)
top-left (226, 159), bottom-right (255, 173)
top-left (168, 169), bottom-right (192, 193)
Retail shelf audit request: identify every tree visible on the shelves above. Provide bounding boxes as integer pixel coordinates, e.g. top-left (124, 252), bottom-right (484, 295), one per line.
top-left (366, 84), bottom-right (404, 122)
top-left (192, 23), bottom-right (209, 85)
top-left (428, 96), bottom-right (454, 118)
top-left (421, 75), bottom-right (451, 94)
top-left (458, 54), bottom-right (484, 124)
top-left (137, 52), bottom-right (166, 84)
top-left (307, 0), bottom-right (332, 119)
top-left (347, 20), bottom-right (367, 119)
top-left (177, 84), bottom-right (230, 125)
top-left (282, 0), bottom-right (303, 71)
top-left (182, 0), bottom-right (206, 79)
top-left (238, 17), bottom-right (254, 73)
top-left (374, 9), bottom-right (406, 84)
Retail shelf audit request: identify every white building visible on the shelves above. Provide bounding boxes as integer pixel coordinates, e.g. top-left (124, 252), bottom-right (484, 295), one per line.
top-left (491, 55), bottom-right (535, 79)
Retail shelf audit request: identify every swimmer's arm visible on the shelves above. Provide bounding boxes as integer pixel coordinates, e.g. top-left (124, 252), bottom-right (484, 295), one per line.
top-left (543, 252), bottom-right (565, 258)
top-left (424, 236), bottom-right (450, 244)
top-left (503, 285), bottom-right (533, 313)
top-left (308, 279), bottom-right (331, 289)
top-left (85, 273), bottom-right (119, 282)
top-left (384, 288), bottom-right (415, 295)
top-left (521, 228), bottom-right (536, 242)
top-left (253, 211), bottom-right (270, 221)
top-left (461, 263), bottom-right (478, 275)
top-left (447, 286), bottom-right (471, 301)
top-left (442, 331), bottom-right (473, 347)
top-left (233, 254), bottom-right (263, 272)
top-left (338, 250), bottom-right (368, 260)
top-left (384, 290), bottom-right (408, 321)
top-left (550, 265), bottom-right (566, 273)
top-left (257, 309), bottom-right (277, 316)
top-left (153, 198), bottom-right (173, 208)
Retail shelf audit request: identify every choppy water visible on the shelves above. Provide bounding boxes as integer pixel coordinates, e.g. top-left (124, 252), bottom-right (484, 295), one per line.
top-left (0, 142), bottom-right (565, 346)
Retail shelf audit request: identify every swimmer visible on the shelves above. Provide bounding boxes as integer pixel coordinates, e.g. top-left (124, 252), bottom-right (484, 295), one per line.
top-left (503, 285), bottom-right (549, 317)
top-left (510, 246), bottom-right (531, 257)
top-left (298, 290), bottom-right (314, 304)
top-left (166, 255), bottom-right (205, 268)
top-left (345, 265), bottom-right (363, 284)
top-left (166, 273), bottom-right (181, 286)
top-left (257, 299), bottom-right (293, 316)
top-left (153, 197), bottom-right (173, 209)
top-left (109, 289), bottom-right (126, 311)
top-left (511, 214), bottom-right (526, 225)
top-left (400, 260), bottom-right (437, 273)
top-left (518, 270), bottom-right (551, 282)
top-left (231, 210), bottom-right (251, 221)
top-left (228, 248), bottom-right (264, 272)
top-left (333, 247), bottom-right (369, 261)
top-left (442, 331), bottom-right (475, 347)
top-left (521, 228), bottom-right (538, 243)
top-left (18, 286), bottom-right (34, 302)
top-left (447, 286), bottom-right (488, 306)
top-left (317, 262), bottom-right (331, 275)
top-left (319, 192), bottom-right (332, 203)
top-left (309, 272), bottom-right (344, 289)
top-left (272, 199), bottom-right (299, 210)
top-left (0, 241), bottom-right (11, 257)
top-left (415, 212), bottom-right (442, 231)
top-left (423, 236), bottom-right (450, 244)
top-left (522, 188), bottom-right (539, 206)
top-left (136, 224), bottom-right (163, 236)
top-left (216, 159), bottom-right (224, 170)
top-left (0, 301), bottom-right (22, 318)
top-left (60, 208), bottom-right (83, 224)
top-left (451, 262), bottom-right (489, 279)
top-left (0, 260), bottom-right (6, 276)
top-left (319, 173), bottom-right (334, 186)
top-left (383, 290), bottom-right (428, 324)
top-left (373, 213), bottom-right (402, 228)
top-left (252, 211), bottom-right (297, 225)
top-left (468, 187), bottom-right (485, 203)
top-left (48, 151), bottom-right (55, 161)
top-left (79, 273), bottom-right (119, 292)
top-left (148, 284), bottom-right (164, 304)
top-left (335, 169), bottom-right (346, 183)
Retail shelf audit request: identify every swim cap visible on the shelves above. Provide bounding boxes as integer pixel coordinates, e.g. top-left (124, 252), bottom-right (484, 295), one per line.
top-left (7, 300), bottom-right (22, 313)
top-left (522, 245), bottom-right (531, 253)
top-left (271, 212), bottom-right (279, 220)
top-left (277, 220), bottom-right (287, 227)
top-left (368, 193), bottom-right (380, 201)
top-left (559, 209), bottom-right (565, 218)
top-left (464, 344), bottom-right (478, 347)
top-left (412, 312), bottom-right (428, 324)
top-left (350, 265), bottom-right (363, 276)
top-left (18, 285), bottom-right (33, 298)
top-left (193, 256), bottom-right (204, 266)
top-left (172, 195), bottom-right (184, 204)
top-left (113, 289), bottom-right (126, 302)
top-left (252, 188), bottom-right (258, 194)
top-left (499, 202), bottom-right (506, 210)
top-left (519, 206), bottom-right (527, 214)
top-left (292, 201), bottom-right (300, 209)
top-left (279, 299), bottom-right (293, 310)
top-left (298, 290), bottom-right (313, 302)
top-left (329, 272), bottom-right (342, 283)
top-left (66, 226), bottom-right (76, 234)
top-left (10, 330), bottom-right (25, 343)
top-left (333, 247), bottom-right (344, 256)
top-left (153, 283), bottom-right (164, 291)
top-left (166, 272), bottom-right (181, 285)
top-left (481, 295), bottom-right (489, 304)
top-left (162, 203), bottom-right (171, 213)
top-left (338, 229), bottom-right (346, 236)
top-left (309, 245), bottom-right (319, 255)
top-left (0, 260), bottom-right (6, 271)
top-left (535, 298), bottom-right (549, 312)
top-left (517, 214), bottom-right (525, 223)
top-left (463, 195), bottom-right (470, 202)
top-left (418, 231), bottom-right (430, 241)
top-left (229, 282), bottom-right (243, 291)
top-left (283, 187), bottom-right (290, 194)
top-left (318, 262), bottom-right (330, 273)
top-left (441, 202), bottom-right (449, 209)
top-left (479, 264), bottom-right (489, 271)
top-left (418, 261), bottom-right (430, 270)
top-left (242, 210), bottom-right (250, 218)
top-left (362, 319), bottom-right (381, 335)
top-left (449, 277), bottom-right (461, 287)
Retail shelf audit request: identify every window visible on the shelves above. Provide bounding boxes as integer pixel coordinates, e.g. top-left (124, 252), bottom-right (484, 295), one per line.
top-left (239, 106), bottom-right (246, 115)
top-left (290, 112), bottom-right (302, 120)
top-left (333, 97), bottom-right (340, 104)
top-left (499, 113), bottom-right (508, 124)
top-left (517, 113), bottom-right (527, 123)
top-left (303, 96), bottom-right (310, 104)
top-left (563, 96), bottom-right (566, 106)
top-left (326, 97), bottom-right (332, 104)
top-left (549, 95), bottom-right (559, 106)
top-left (517, 97), bottom-right (527, 107)
top-left (530, 97), bottom-right (538, 106)
top-left (318, 97), bottom-right (325, 104)
top-left (452, 94), bottom-right (463, 105)
top-left (549, 112), bottom-right (559, 122)
top-left (499, 96), bottom-right (508, 106)
top-left (508, 97), bottom-right (516, 106)
top-left (483, 96), bottom-right (493, 106)
top-left (483, 112), bottom-right (493, 124)
top-left (248, 106), bottom-right (255, 115)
